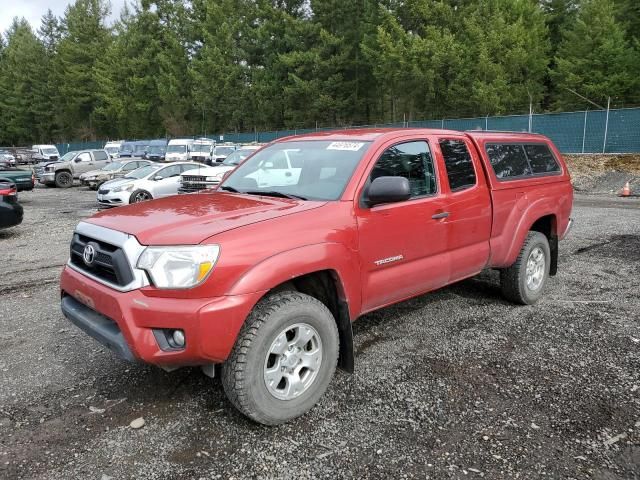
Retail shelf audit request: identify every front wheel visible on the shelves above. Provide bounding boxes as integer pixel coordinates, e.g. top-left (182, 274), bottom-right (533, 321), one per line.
top-left (129, 189), bottom-right (152, 204)
top-left (221, 292), bottom-right (339, 425)
top-left (54, 171), bottom-right (73, 188)
top-left (500, 231), bottom-right (550, 305)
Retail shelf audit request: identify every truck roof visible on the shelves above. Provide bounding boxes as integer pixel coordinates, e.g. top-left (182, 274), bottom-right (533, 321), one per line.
top-left (278, 128), bottom-right (549, 143)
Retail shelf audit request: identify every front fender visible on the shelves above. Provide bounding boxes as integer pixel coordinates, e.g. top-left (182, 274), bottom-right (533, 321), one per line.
top-left (228, 242), bottom-right (362, 319)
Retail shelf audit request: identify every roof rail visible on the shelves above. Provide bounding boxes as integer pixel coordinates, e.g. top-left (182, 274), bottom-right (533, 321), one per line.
top-left (465, 129), bottom-right (542, 135)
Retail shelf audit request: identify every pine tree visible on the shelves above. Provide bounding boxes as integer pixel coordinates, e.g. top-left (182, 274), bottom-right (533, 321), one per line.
top-left (57, 0), bottom-right (112, 139)
top-left (0, 19), bottom-right (49, 145)
top-left (552, 0), bottom-right (640, 109)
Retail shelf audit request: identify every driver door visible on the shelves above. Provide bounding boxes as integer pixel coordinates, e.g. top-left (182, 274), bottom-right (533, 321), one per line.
top-left (356, 139), bottom-right (451, 312)
top-left (73, 152), bottom-right (93, 175)
top-left (151, 164), bottom-right (183, 197)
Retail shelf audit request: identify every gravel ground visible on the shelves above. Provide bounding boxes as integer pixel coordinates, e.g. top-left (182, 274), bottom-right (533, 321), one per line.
top-left (0, 186), bottom-right (639, 480)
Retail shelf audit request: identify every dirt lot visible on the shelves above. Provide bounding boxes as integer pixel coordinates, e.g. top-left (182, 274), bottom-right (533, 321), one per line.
top-left (566, 154), bottom-right (640, 195)
top-left (0, 186), bottom-right (639, 480)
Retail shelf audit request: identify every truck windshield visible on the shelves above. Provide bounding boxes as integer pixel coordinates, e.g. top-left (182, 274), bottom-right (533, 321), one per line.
top-left (147, 146), bottom-right (165, 154)
top-left (222, 149), bottom-right (257, 166)
top-left (43, 148), bottom-right (58, 155)
top-left (105, 147), bottom-right (119, 154)
top-left (167, 145), bottom-right (186, 153)
top-left (214, 146), bottom-right (235, 157)
top-left (60, 152), bottom-right (76, 162)
top-left (221, 140), bottom-right (371, 201)
top-left (192, 144), bottom-right (211, 152)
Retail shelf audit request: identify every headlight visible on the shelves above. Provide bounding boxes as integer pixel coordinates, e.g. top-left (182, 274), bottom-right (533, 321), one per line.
top-left (137, 245), bottom-right (220, 289)
top-left (113, 183), bottom-right (134, 192)
top-left (45, 166), bottom-right (54, 172)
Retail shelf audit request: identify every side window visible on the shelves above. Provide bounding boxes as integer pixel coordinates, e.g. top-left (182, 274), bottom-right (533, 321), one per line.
top-left (439, 139), bottom-right (476, 191)
top-left (485, 144), bottom-right (532, 179)
top-left (179, 164), bottom-right (200, 173)
top-left (77, 152), bottom-right (91, 162)
top-left (123, 162), bottom-right (137, 171)
top-left (369, 141), bottom-right (436, 198)
top-left (93, 151), bottom-right (108, 161)
top-left (524, 144), bottom-right (561, 174)
top-left (156, 165), bottom-right (181, 179)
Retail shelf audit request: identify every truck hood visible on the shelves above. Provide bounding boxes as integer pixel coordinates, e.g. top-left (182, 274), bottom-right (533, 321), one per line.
top-left (86, 192), bottom-right (326, 245)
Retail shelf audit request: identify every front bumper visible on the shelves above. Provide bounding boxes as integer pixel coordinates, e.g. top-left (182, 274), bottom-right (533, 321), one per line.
top-left (60, 266), bottom-right (264, 367)
top-left (97, 189), bottom-right (130, 207)
top-left (38, 172), bottom-right (55, 183)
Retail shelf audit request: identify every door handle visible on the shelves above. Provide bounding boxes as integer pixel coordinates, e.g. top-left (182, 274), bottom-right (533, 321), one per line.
top-left (431, 212), bottom-right (450, 220)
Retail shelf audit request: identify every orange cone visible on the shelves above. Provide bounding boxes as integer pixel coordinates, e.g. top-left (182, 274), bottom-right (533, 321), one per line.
top-left (620, 181), bottom-right (631, 197)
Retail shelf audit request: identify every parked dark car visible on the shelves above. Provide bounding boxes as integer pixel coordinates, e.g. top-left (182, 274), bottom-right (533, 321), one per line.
top-left (0, 179), bottom-right (23, 229)
top-left (0, 164), bottom-right (34, 191)
top-left (144, 144), bottom-right (167, 161)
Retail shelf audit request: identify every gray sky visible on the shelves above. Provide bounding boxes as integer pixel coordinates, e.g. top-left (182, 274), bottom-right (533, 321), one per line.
top-left (1, 0), bottom-right (127, 36)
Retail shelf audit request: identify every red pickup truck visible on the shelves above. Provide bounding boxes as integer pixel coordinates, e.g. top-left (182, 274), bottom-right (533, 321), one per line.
top-left (60, 129), bottom-right (573, 425)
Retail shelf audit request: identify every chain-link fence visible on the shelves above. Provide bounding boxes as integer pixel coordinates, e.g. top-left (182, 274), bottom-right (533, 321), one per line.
top-left (55, 107), bottom-right (640, 155)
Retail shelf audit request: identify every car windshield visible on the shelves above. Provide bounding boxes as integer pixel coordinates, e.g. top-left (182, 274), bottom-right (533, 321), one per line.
top-left (221, 140), bottom-right (371, 201)
top-left (214, 146), bottom-right (235, 157)
top-left (192, 144), bottom-right (211, 152)
top-left (148, 146), bottom-right (165, 154)
top-left (105, 146), bottom-right (119, 154)
top-left (120, 144), bottom-right (134, 152)
top-left (43, 148), bottom-right (58, 155)
top-left (60, 152), bottom-right (76, 162)
top-left (103, 161), bottom-right (124, 171)
top-left (222, 149), bottom-right (256, 166)
top-left (125, 165), bottom-right (160, 179)
top-left (167, 145), bottom-right (186, 153)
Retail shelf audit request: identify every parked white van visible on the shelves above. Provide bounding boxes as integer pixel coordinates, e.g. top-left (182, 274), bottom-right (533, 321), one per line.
top-left (191, 138), bottom-right (214, 163)
top-left (165, 139), bottom-right (194, 162)
top-left (104, 140), bottom-right (124, 159)
top-left (32, 144), bottom-right (60, 161)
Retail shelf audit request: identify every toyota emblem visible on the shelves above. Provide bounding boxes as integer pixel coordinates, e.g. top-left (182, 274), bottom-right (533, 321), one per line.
top-left (83, 244), bottom-right (96, 266)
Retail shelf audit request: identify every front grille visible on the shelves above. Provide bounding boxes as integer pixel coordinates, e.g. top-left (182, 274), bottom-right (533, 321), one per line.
top-left (182, 175), bottom-right (206, 182)
top-left (69, 233), bottom-right (134, 287)
top-left (98, 188), bottom-right (110, 195)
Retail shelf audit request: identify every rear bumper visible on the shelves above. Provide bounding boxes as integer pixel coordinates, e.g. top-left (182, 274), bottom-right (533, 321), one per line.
top-left (0, 202), bottom-right (23, 229)
top-left (60, 266), bottom-right (264, 367)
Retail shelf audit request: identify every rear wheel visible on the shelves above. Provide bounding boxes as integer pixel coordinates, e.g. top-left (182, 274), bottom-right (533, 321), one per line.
top-left (54, 171), bottom-right (73, 188)
top-left (221, 292), bottom-right (339, 425)
top-left (500, 231), bottom-right (550, 305)
top-left (129, 189), bottom-right (152, 203)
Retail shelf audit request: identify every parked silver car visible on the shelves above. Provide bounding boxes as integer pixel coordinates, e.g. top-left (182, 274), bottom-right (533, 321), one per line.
top-left (80, 159), bottom-right (152, 190)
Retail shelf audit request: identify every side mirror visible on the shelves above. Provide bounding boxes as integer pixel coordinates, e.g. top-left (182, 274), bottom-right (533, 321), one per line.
top-left (367, 176), bottom-right (411, 207)
top-left (263, 161), bottom-right (274, 168)
top-left (74, 158), bottom-right (82, 163)
top-left (153, 175), bottom-right (164, 181)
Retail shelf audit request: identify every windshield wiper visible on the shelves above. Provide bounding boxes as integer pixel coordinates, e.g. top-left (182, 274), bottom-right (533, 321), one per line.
top-left (219, 185), bottom-right (239, 193)
top-left (244, 190), bottom-right (307, 201)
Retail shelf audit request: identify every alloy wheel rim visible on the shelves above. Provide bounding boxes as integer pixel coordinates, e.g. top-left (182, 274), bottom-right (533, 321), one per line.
top-left (526, 247), bottom-right (545, 291)
top-left (264, 323), bottom-right (322, 401)
top-left (134, 192), bottom-right (149, 202)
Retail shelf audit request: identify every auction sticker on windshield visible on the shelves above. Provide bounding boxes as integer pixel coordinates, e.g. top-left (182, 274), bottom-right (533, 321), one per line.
top-left (327, 142), bottom-right (365, 151)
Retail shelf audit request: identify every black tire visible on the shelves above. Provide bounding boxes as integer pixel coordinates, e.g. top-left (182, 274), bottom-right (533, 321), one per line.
top-left (500, 231), bottom-right (551, 305)
top-left (221, 292), bottom-right (339, 425)
top-left (54, 171), bottom-right (73, 188)
top-left (129, 189), bottom-right (152, 203)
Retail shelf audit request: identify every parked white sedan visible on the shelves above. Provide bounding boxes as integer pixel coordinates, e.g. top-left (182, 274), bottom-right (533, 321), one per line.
top-left (97, 162), bottom-right (203, 208)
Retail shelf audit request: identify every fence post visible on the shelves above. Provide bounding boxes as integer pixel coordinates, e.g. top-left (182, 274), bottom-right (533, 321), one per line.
top-left (581, 109), bottom-right (588, 154)
top-left (485, 115), bottom-right (488, 131)
top-left (602, 97), bottom-right (610, 154)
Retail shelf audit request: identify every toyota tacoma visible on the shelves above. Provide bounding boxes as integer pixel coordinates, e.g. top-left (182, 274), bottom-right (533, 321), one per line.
top-left (60, 129), bottom-right (573, 425)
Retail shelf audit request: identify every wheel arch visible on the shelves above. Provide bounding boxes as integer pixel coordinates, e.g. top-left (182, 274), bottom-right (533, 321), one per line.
top-left (228, 243), bottom-right (361, 372)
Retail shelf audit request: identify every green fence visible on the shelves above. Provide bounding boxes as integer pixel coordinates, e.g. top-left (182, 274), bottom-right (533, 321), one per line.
top-left (56, 107), bottom-right (640, 155)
